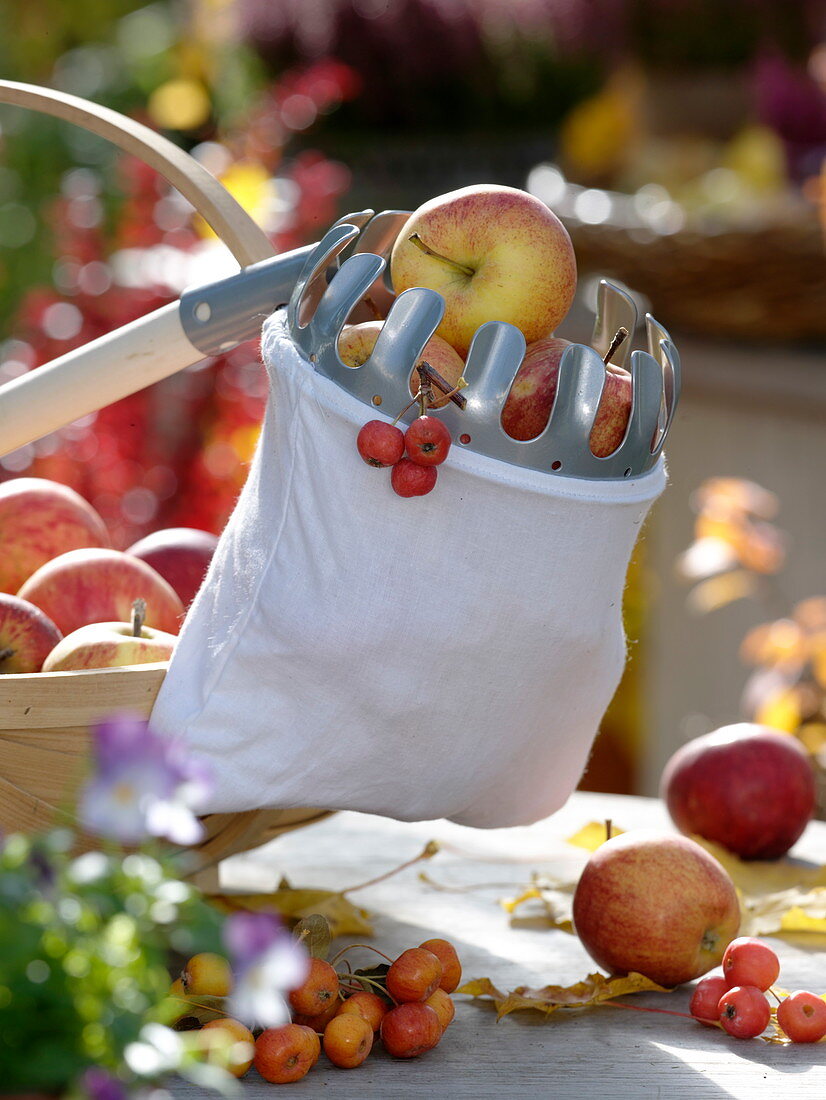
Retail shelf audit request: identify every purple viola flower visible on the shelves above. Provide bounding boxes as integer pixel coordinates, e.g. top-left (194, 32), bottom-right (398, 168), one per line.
top-left (78, 712), bottom-right (212, 846)
top-left (80, 1066), bottom-right (127, 1100)
top-left (224, 911), bottom-right (309, 1028)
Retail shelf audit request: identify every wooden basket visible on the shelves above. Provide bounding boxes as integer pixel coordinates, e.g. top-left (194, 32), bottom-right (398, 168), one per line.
top-left (0, 82), bottom-right (329, 868)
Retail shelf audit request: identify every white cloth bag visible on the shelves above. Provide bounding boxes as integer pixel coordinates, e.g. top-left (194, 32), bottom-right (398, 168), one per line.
top-left (150, 311), bottom-right (666, 828)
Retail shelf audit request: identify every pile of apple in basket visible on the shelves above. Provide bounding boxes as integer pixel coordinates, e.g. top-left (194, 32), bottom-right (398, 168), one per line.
top-left (0, 184), bottom-right (629, 668)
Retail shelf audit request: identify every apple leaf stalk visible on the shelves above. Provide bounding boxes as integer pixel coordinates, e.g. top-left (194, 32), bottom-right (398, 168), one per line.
top-left (408, 233), bottom-right (475, 278)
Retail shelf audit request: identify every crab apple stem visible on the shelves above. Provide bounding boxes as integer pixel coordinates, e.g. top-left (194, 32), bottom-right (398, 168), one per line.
top-left (329, 943), bottom-right (395, 967)
top-left (131, 598), bottom-right (146, 637)
top-left (603, 327), bottom-right (629, 367)
top-left (392, 394), bottom-right (421, 426)
top-left (768, 987), bottom-right (784, 1005)
top-left (416, 364), bottom-right (434, 417)
top-left (408, 233), bottom-right (475, 278)
top-left (342, 840), bottom-right (441, 895)
top-left (417, 361), bottom-right (468, 410)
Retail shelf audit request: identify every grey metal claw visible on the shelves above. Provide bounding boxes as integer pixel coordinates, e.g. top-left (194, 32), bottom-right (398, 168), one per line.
top-left (592, 279), bottom-right (637, 369)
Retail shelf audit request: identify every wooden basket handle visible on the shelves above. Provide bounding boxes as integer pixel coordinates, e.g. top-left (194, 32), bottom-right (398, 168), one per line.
top-left (0, 79), bottom-right (276, 268)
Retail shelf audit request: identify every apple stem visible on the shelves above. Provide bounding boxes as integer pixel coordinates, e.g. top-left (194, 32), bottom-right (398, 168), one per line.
top-left (605, 819), bottom-right (613, 841)
top-left (131, 598), bottom-right (146, 637)
top-left (603, 328), bottom-right (629, 367)
top-left (408, 233), bottom-right (475, 278)
top-left (0, 646), bottom-right (15, 663)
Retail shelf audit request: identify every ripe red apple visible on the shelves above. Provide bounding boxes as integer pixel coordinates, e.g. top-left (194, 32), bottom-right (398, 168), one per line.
top-left (501, 336), bottom-right (632, 457)
top-left (338, 321), bottom-right (465, 409)
top-left (17, 548), bottom-right (184, 637)
top-left (660, 723), bottom-right (816, 860)
top-left (42, 619), bottom-right (176, 672)
top-left (126, 527), bottom-right (218, 610)
top-left (571, 830), bottom-right (741, 988)
top-left (0, 592), bottom-right (63, 674)
top-left (0, 477), bottom-right (110, 595)
top-left (390, 184), bottom-right (577, 356)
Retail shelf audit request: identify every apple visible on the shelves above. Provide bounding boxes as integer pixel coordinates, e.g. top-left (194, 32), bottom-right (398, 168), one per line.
top-left (42, 619), bottom-right (176, 673)
top-left (501, 336), bottom-right (633, 457)
top-left (17, 548), bottom-right (184, 637)
top-left (0, 592), bottom-right (63, 674)
top-left (389, 184), bottom-right (577, 357)
top-left (337, 321), bottom-right (465, 409)
top-left (660, 723), bottom-right (816, 860)
top-left (571, 830), bottom-right (740, 988)
top-left (126, 526), bottom-right (219, 609)
top-left (0, 477), bottom-right (110, 595)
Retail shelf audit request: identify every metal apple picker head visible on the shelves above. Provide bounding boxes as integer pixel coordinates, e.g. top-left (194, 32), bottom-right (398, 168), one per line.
top-left (0, 80), bottom-right (680, 479)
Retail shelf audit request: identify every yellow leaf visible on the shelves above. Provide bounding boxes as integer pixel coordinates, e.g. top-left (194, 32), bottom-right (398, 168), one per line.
top-left (211, 885), bottom-right (373, 938)
top-left (754, 689), bottom-right (802, 733)
top-left (778, 898), bottom-right (826, 935)
top-left (566, 821), bottom-right (625, 851)
top-left (502, 877), bottom-right (574, 932)
top-left (687, 571), bottom-right (759, 614)
top-left (459, 971), bottom-right (669, 1019)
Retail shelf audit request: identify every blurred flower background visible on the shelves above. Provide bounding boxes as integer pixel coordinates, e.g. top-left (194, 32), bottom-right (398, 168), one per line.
top-left (0, 0), bottom-right (824, 795)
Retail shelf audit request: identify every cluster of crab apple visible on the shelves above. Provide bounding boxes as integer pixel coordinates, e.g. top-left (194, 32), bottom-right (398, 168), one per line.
top-left (170, 937), bottom-right (462, 1082)
top-left (341, 183), bottom-right (634, 496)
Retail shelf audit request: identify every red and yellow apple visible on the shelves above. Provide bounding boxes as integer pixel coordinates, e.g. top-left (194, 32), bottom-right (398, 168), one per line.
top-left (0, 477), bottom-right (110, 595)
top-left (501, 336), bottom-right (632, 457)
top-left (0, 592), bottom-right (63, 674)
top-left (126, 526), bottom-right (219, 610)
top-left (337, 321), bottom-right (465, 409)
top-left (660, 723), bottom-right (816, 860)
top-left (571, 830), bottom-right (740, 988)
top-left (42, 618), bottom-right (176, 672)
top-left (390, 184), bottom-right (577, 357)
top-left (17, 548), bottom-right (184, 637)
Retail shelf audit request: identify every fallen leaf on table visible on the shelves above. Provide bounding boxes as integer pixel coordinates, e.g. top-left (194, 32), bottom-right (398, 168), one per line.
top-left (566, 821), bottom-right (626, 851)
top-left (459, 971), bottom-right (669, 1019)
top-left (501, 875), bottom-right (575, 932)
top-left (210, 879), bottom-right (373, 938)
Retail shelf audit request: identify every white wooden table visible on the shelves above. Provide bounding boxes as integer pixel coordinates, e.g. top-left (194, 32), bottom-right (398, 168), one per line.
top-left (170, 792), bottom-right (826, 1098)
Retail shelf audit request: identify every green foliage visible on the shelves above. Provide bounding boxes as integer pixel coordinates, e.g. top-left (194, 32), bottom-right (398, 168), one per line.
top-left (0, 829), bottom-right (224, 1095)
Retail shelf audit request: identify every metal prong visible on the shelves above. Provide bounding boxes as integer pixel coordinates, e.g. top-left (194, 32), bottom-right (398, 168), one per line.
top-left (288, 222), bottom-right (360, 336)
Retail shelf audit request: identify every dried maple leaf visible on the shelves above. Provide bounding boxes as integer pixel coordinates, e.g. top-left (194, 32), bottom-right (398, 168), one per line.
top-left (459, 971), bottom-right (669, 1019)
top-left (210, 880), bottom-right (373, 938)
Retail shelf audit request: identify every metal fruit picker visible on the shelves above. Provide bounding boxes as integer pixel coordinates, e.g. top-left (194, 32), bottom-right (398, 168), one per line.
top-left (0, 82), bottom-right (680, 869)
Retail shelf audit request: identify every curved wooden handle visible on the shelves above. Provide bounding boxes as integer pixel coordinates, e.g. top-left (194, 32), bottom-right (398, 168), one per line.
top-left (0, 80), bottom-right (275, 268)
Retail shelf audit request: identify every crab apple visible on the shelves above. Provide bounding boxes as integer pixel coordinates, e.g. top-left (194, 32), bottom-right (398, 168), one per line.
top-left (419, 938), bottom-right (462, 994)
top-left (357, 419), bottom-right (405, 468)
top-left (323, 1012), bottom-right (373, 1068)
top-left (776, 990), bottom-right (826, 1043)
top-left (0, 592), bottom-right (63, 674)
top-left (288, 957), bottom-right (340, 1018)
top-left (386, 947), bottom-right (443, 1003)
top-left (404, 416), bottom-right (451, 466)
top-left (571, 831), bottom-right (740, 988)
top-left (718, 985), bottom-right (770, 1039)
top-left (0, 476), bottom-right (110, 595)
top-left (254, 1024), bottom-right (320, 1084)
top-left (689, 975), bottom-right (732, 1025)
top-left (181, 953), bottom-right (233, 997)
top-left (722, 938), bottom-right (780, 992)
top-left (201, 1018), bottom-right (255, 1078)
top-left (424, 988), bottom-right (455, 1032)
top-left (292, 997), bottom-right (340, 1031)
top-left (336, 991), bottom-right (388, 1031)
top-left (391, 459), bottom-right (438, 498)
top-left (380, 1002), bottom-right (442, 1058)
top-left (660, 723), bottom-right (816, 860)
